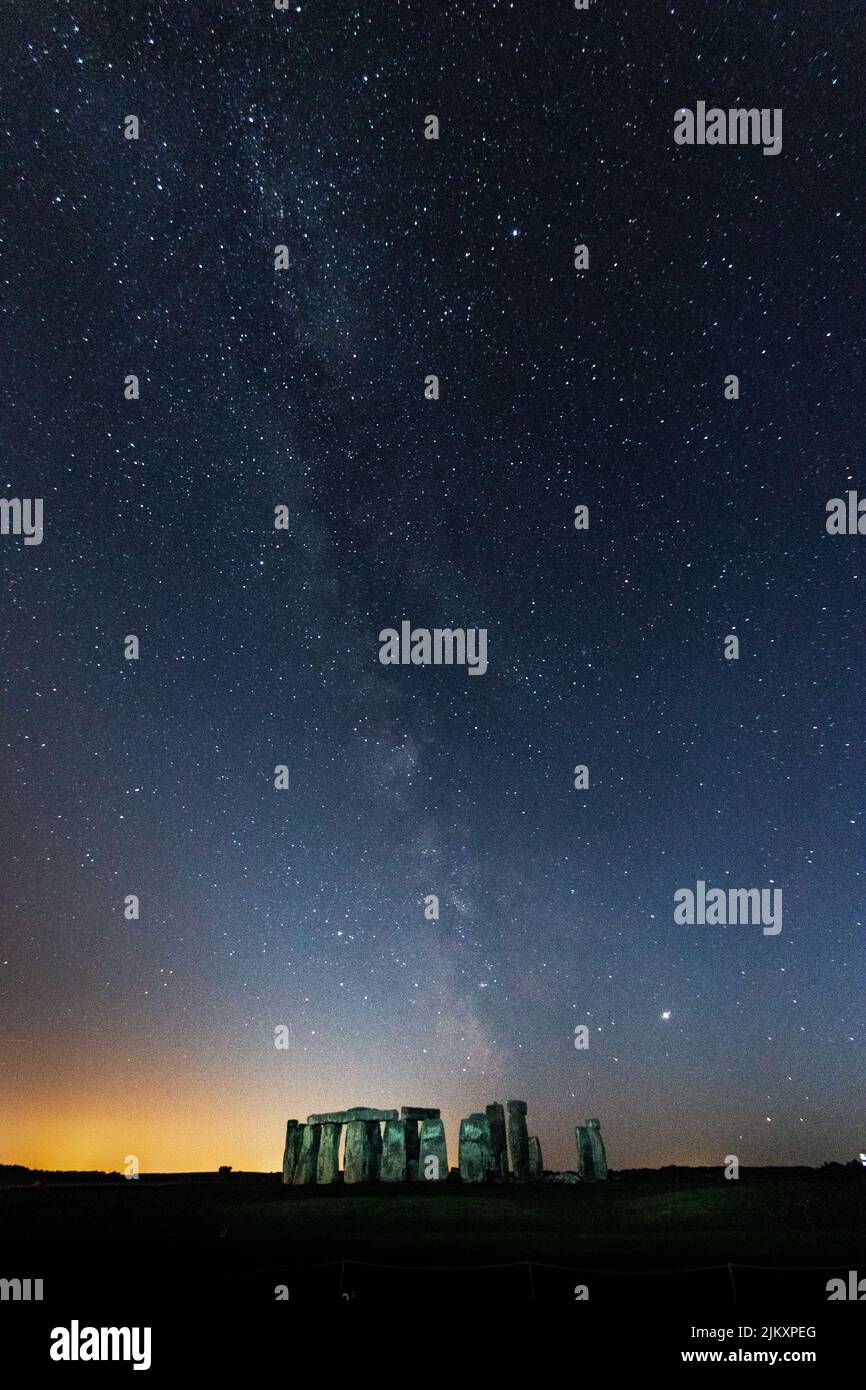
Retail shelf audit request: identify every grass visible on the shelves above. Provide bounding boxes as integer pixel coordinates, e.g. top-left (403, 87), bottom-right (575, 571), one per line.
top-left (5, 1174), bottom-right (865, 1275)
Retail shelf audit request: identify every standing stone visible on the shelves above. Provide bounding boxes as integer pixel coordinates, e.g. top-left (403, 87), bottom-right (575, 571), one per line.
top-left (368, 1119), bottom-right (383, 1178)
top-left (586, 1118), bottom-right (608, 1180)
top-left (486, 1103), bottom-right (508, 1178)
top-left (528, 1136), bottom-right (544, 1180)
top-left (343, 1121), bottom-right (365, 1183)
top-left (380, 1119), bottom-right (408, 1183)
top-left (404, 1118), bottom-right (420, 1181)
top-left (419, 1117), bottom-right (448, 1182)
top-left (459, 1112), bottom-right (495, 1183)
top-left (282, 1120), bottom-right (303, 1185)
top-left (293, 1123), bottom-right (321, 1185)
top-left (576, 1119), bottom-right (608, 1180)
top-left (344, 1119), bottom-right (382, 1183)
top-left (576, 1125), bottom-right (589, 1178)
top-left (316, 1121), bottom-right (342, 1184)
top-left (506, 1099), bottom-right (530, 1181)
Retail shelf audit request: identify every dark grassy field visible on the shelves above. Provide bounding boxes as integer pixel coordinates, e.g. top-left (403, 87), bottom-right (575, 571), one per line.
top-left (3, 1171), bottom-right (865, 1303)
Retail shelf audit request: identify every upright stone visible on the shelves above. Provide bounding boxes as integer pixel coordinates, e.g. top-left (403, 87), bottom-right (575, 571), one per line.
top-left (293, 1122), bottom-right (321, 1185)
top-left (486, 1103), bottom-right (508, 1178)
top-left (419, 1117), bottom-right (448, 1182)
top-left (381, 1119), bottom-right (408, 1183)
top-left (528, 1136), bottom-right (543, 1180)
top-left (576, 1120), bottom-right (608, 1180)
top-left (344, 1119), bottom-right (382, 1183)
top-left (506, 1099), bottom-right (530, 1181)
top-left (459, 1112), bottom-right (495, 1183)
top-left (368, 1120), bottom-right (383, 1178)
top-left (404, 1118), bottom-right (421, 1181)
top-left (586, 1118), bottom-right (608, 1180)
top-left (282, 1120), bottom-right (303, 1185)
top-left (316, 1121), bottom-right (342, 1184)
top-left (576, 1125), bottom-right (589, 1178)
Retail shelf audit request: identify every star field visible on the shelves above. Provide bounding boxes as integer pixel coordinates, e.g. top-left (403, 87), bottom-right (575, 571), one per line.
top-left (0, 1), bottom-right (863, 1173)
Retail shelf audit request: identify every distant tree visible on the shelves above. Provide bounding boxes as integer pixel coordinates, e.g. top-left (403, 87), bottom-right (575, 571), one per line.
top-left (218, 1165), bottom-right (232, 1176)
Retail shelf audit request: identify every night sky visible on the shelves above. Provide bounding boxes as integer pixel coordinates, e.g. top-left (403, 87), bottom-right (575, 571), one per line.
top-left (1, 1), bottom-right (862, 1176)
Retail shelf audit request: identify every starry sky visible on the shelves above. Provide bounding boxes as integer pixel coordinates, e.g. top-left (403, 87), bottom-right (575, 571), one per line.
top-left (0, 1), bottom-right (863, 1175)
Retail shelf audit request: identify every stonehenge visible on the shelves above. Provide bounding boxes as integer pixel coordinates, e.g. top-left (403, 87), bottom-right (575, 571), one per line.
top-left (280, 1102), bottom-right (608, 1186)
top-left (283, 1107), bottom-right (443, 1186)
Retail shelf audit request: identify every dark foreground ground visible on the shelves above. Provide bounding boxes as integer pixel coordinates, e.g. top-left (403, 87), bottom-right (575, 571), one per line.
top-left (3, 1169), bottom-right (865, 1305)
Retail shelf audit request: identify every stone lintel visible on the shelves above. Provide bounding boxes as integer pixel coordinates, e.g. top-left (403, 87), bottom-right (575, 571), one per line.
top-left (307, 1107), bottom-right (398, 1125)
